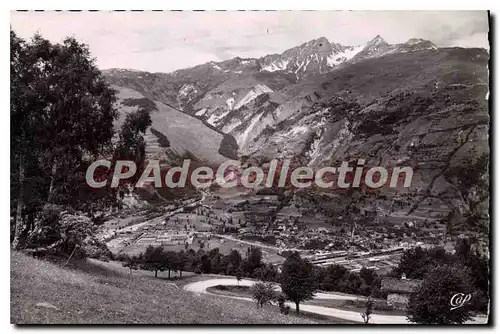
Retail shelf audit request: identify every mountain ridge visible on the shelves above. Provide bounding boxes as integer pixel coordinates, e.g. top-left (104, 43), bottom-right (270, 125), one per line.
top-left (103, 35), bottom-right (438, 79)
top-left (104, 41), bottom-right (489, 236)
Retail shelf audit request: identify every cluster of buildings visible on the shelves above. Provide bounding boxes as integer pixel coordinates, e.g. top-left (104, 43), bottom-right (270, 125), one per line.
top-left (136, 230), bottom-right (194, 246)
top-left (203, 194), bottom-right (443, 255)
top-left (109, 189), bottom-right (456, 271)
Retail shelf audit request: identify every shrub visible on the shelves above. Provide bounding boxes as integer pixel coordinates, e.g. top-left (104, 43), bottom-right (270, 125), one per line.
top-left (407, 264), bottom-right (474, 324)
top-left (251, 282), bottom-right (278, 308)
top-left (26, 205), bottom-right (95, 259)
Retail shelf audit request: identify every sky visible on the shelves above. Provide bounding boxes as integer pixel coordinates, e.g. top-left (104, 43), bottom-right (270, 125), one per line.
top-left (10, 11), bottom-right (489, 73)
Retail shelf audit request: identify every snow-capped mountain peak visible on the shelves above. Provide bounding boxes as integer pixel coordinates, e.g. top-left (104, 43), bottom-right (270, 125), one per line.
top-left (368, 34), bottom-right (388, 47)
top-left (402, 38), bottom-right (438, 51)
top-left (258, 37), bottom-right (363, 77)
top-left (257, 35), bottom-right (434, 78)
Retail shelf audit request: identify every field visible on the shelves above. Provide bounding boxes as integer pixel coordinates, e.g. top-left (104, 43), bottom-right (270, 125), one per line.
top-left (10, 251), bottom-right (319, 324)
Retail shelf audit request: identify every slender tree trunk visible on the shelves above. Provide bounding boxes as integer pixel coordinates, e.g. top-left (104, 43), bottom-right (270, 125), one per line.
top-left (48, 159), bottom-right (58, 202)
top-left (26, 210), bottom-right (34, 236)
top-left (12, 158), bottom-right (26, 250)
top-left (64, 245), bottom-right (79, 266)
top-left (180, 269), bottom-right (183, 278)
top-left (295, 302), bottom-right (300, 314)
top-left (155, 270), bottom-right (158, 278)
top-left (168, 268), bottom-right (171, 279)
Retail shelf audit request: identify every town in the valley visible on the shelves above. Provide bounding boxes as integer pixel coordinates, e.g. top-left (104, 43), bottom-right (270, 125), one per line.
top-left (100, 183), bottom-right (470, 275)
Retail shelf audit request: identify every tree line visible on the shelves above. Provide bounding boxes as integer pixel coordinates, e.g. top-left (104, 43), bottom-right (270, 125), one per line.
top-left (120, 237), bottom-right (488, 323)
top-left (118, 245), bottom-right (279, 281)
top-left (119, 245), bottom-right (383, 313)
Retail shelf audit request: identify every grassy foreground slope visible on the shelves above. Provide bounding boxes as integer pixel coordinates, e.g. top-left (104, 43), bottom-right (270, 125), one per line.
top-left (10, 252), bottom-right (317, 324)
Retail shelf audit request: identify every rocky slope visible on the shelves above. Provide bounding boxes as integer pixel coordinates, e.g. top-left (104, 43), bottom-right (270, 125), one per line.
top-left (113, 85), bottom-right (238, 165)
top-left (104, 35), bottom-right (437, 113)
top-left (104, 36), bottom-right (489, 235)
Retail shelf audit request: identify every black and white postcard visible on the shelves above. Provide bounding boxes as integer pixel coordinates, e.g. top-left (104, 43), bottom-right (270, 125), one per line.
top-left (10, 10), bottom-right (491, 325)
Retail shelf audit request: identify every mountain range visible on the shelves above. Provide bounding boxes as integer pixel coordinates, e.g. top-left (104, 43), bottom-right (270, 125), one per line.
top-left (103, 35), bottom-right (489, 235)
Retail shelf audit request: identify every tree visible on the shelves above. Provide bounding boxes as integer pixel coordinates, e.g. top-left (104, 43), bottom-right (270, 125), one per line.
top-left (34, 36), bottom-right (117, 204)
top-left (279, 252), bottom-right (317, 313)
top-left (454, 239), bottom-right (489, 312)
top-left (407, 264), bottom-right (474, 324)
top-left (393, 246), bottom-right (453, 279)
top-left (361, 297), bottom-right (373, 324)
top-left (319, 264), bottom-right (348, 291)
top-left (10, 30), bottom-right (118, 249)
top-left (360, 267), bottom-right (376, 286)
top-left (113, 106), bottom-right (152, 169)
top-left (251, 282), bottom-right (277, 308)
top-left (235, 266), bottom-right (244, 286)
top-left (276, 293), bottom-right (291, 315)
top-left (226, 263), bottom-right (235, 276)
top-left (176, 251), bottom-right (188, 278)
top-left (141, 246), bottom-right (166, 278)
top-left (244, 246), bottom-right (263, 276)
top-left (200, 253), bottom-right (211, 273)
top-left (227, 249), bottom-right (242, 271)
top-left (122, 254), bottom-right (141, 276)
top-left (11, 31), bottom-right (52, 249)
top-left (209, 249), bottom-right (224, 274)
top-left (24, 204), bottom-right (94, 258)
top-left (164, 251), bottom-right (178, 279)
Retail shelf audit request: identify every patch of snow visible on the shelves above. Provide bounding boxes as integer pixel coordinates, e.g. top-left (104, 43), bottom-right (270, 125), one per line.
top-left (207, 109), bottom-right (232, 126)
top-left (316, 108), bottom-right (331, 116)
top-left (406, 38), bottom-right (420, 45)
top-left (280, 59), bottom-right (290, 70)
top-left (289, 125), bottom-right (308, 136)
top-left (306, 131), bottom-right (322, 162)
top-left (330, 121), bottom-right (353, 153)
top-left (310, 120), bottom-right (353, 166)
top-left (261, 59), bottom-right (290, 72)
top-left (237, 112), bottom-right (263, 146)
top-left (396, 156), bottom-right (410, 164)
top-left (303, 58), bottom-right (311, 71)
top-left (206, 100), bottom-right (234, 126)
top-left (262, 63), bottom-right (279, 72)
top-left (195, 108), bottom-right (207, 116)
top-left (327, 45), bottom-right (364, 66)
top-left (295, 60), bottom-right (306, 73)
top-left (233, 85), bottom-right (273, 110)
top-left (222, 118), bottom-right (242, 133)
top-left (179, 83), bottom-right (197, 97)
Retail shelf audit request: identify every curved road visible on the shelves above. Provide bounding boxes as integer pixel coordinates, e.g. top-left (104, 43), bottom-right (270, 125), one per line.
top-left (183, 278), bottom-right (488, 325)
top-left (184, 277), bottom-right (408, 324)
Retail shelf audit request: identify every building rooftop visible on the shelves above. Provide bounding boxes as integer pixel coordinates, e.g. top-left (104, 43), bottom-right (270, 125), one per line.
top-left (381, 277), bottom-right (423, 294)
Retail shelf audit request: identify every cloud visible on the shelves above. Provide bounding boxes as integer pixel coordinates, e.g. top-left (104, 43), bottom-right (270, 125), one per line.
top-left (10, 10), bottom-right (490, 72)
